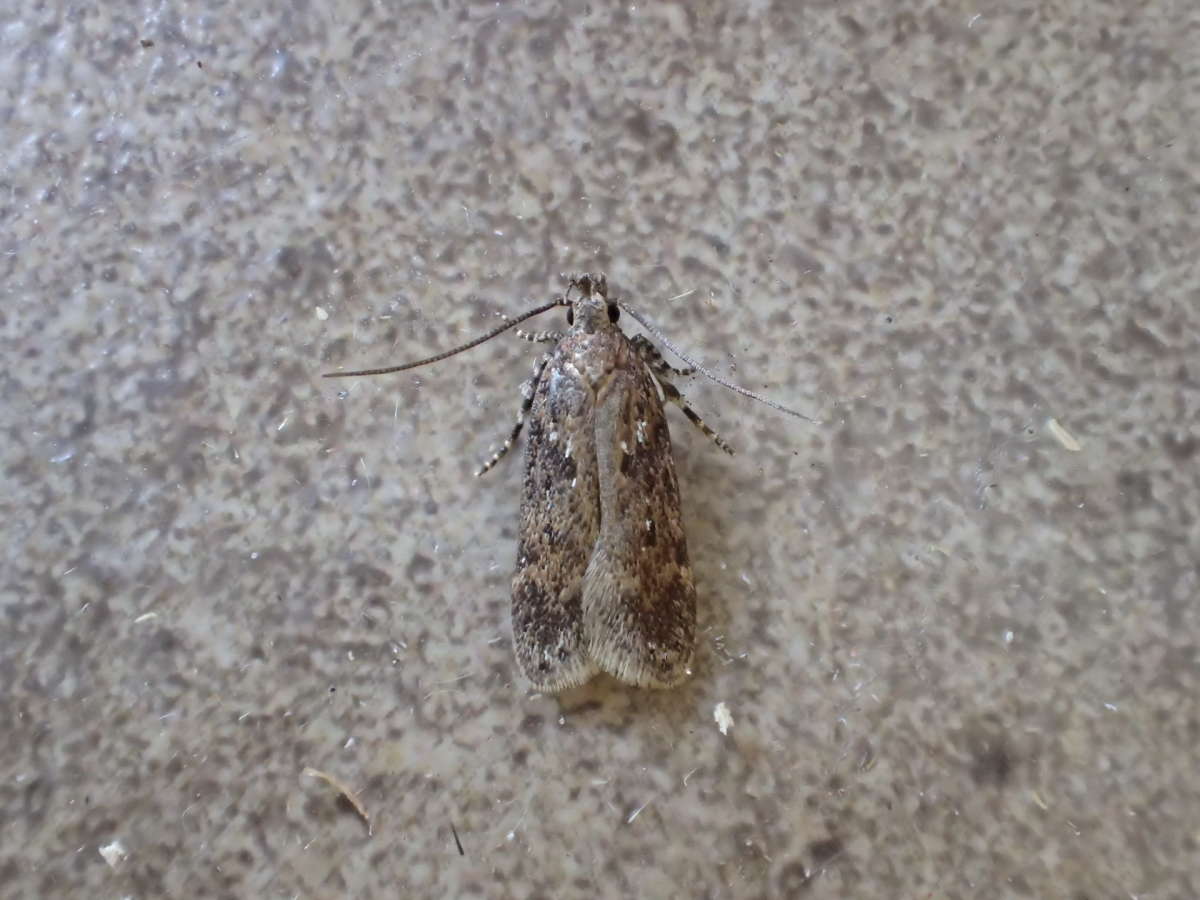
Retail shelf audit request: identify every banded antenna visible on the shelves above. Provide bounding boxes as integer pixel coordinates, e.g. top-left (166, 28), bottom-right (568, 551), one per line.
top-left (618, 300), bottom-right (820, 424)
top-left (322, 297), bottom-right (566, 378)
top-left (322, 287), bottom-right (820, 426)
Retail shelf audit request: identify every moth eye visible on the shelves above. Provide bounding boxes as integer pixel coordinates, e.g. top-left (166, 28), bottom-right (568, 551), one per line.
top-left (607, 303), bottom-right (620, 323)
top-left (566, 307), bottom-right (574, 325)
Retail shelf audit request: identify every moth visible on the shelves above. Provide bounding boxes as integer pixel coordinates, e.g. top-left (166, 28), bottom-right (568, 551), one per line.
top-left (326, 274), bottom-right (813, 692)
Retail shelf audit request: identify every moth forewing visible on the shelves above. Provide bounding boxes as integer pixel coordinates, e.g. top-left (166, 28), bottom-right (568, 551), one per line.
top-left (580, 339), bottom-right (696, 687)
top-left (510, 327), bottom-right (602, 691)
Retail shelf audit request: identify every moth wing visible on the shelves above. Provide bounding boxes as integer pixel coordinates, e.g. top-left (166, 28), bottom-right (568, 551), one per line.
top-left (511, 361), bottom-right (601, 692)
top-left (583, 359), bottom-right (697, 687)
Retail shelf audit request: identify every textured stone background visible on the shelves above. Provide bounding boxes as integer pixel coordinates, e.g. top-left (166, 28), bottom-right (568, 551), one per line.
top-left (3, 1), bottom-right (1197, 897)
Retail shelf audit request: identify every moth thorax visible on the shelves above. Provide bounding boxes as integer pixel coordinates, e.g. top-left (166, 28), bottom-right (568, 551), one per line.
top-left (571, 295), bottom-right (612, 332)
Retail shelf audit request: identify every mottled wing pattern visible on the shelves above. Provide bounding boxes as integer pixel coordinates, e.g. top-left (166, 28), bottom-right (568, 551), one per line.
top-left (511, 355), bottom-right (602, 691)
top-left (583, 342), bottom-right (697, 687)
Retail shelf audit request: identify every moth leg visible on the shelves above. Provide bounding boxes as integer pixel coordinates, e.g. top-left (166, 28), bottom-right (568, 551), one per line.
top-left (476, 351), bottom-right (553, 477)
top-left (631, 334), bottom-right (694, 378)
top-left (655, 375), bottom-right (735, 456)
top-left (515, 328), bottom-right (563, 344)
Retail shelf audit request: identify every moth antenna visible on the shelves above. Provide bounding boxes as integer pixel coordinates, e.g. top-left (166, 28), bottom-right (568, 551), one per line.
top-left (617, 300), bottom-right (821, 424)
top-left (323, 297), bottom-right (566, 378)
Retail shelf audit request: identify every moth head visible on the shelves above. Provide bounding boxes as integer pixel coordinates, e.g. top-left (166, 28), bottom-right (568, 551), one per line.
top-left (566, 272), bottom-right (619, 329)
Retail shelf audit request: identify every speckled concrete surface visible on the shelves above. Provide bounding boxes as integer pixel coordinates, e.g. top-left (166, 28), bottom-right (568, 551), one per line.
top-left (3, 1), bottom-right (1198, 898)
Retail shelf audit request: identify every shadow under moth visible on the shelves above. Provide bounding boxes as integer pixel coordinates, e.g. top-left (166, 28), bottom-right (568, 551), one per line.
top-left (326, 273), bottom-right (813, 692)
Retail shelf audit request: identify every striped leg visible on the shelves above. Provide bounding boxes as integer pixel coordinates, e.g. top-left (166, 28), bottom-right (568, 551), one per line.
top-left (655, 375), bottom-right (735, 456)
top-left (631, 334), bottom-right (694, 378)
top-left (476, 351), bottom-right (553, 477)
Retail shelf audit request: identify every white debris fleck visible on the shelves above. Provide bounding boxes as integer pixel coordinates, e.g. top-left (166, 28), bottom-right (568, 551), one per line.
top-left (714, 702), bottom-right (734, 736)
top-left (1046, 417), bottom-right (1081, 452)
top-left (626, 799), bottom-right (651, 824)
top-left (636, 420), bottom-right (647, 444)
top-left (315, 306), bottom-right (329, 321)
top-left (99, 839), bottom-right (128, 869)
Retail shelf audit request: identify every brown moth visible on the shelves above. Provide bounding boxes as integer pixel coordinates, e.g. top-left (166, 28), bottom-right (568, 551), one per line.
top-left (326, 273), bottom-right (813, 691)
